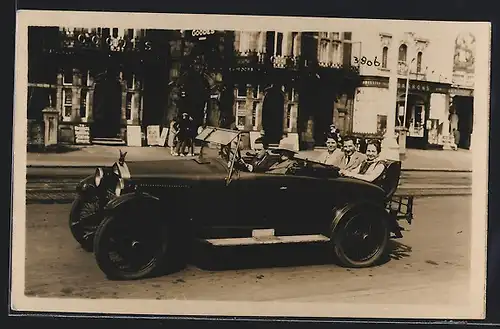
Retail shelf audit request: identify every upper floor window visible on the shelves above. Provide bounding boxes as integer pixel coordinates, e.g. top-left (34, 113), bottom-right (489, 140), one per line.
top-left (274, 32), bottom-right (283, 56)
top-left (398, 44), bottom-right (407, 62)
top-left (416, 51), bottom-right (423, 73)
top-left (63, 69), bottom-right (73, 85)
top-left (112, 28), bottom-right (119, 38)
top-left (382, 46), bottom-right (388, 68)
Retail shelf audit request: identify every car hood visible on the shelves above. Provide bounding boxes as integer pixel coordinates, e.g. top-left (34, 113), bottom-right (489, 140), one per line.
top-left (123, 158), bottom-right (228, 180)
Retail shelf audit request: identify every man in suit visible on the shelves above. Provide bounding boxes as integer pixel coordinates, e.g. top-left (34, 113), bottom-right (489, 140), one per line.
top-left (337, 136), bottom-right (366, 171)
top-left (266, 143), bottom-right (300, 175)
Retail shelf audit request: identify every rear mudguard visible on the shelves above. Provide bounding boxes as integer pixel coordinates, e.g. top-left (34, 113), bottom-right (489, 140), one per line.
top-left (331, 201), bottom-right (397, 236)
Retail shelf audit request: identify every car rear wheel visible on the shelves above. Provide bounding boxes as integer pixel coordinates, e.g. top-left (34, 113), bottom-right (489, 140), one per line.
top-left (330, 205), bottom-right (389, 268)
top-left (93, 207), bottom-right (181, 280)
top-left (69, 196), bottom-right (102, 252)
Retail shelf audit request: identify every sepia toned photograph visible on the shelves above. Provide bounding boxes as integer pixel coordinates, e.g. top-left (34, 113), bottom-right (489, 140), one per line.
top-left (11, 11), bottom-right (490, 319)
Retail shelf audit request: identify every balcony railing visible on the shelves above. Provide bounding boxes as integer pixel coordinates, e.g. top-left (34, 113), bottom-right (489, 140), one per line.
top-left (58, 28), bottom-right (150, 52)
top-left (270, 55), bottom-right (300, 70)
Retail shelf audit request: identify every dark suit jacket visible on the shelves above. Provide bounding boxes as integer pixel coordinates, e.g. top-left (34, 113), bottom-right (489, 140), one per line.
top-left (337, 151), bottom-right (367, 171)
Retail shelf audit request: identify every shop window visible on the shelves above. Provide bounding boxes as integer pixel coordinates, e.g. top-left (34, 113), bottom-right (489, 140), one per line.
top-left (126, 92), bottom-right (133, 120)
top-left (398, 44), bottom-right (407, 62)
top-left (63, 88), bottom-right (72, 120)
top-left (382, 46), bottom-right (388, 68)
top-left (79, 89), bottom-right (88, 119)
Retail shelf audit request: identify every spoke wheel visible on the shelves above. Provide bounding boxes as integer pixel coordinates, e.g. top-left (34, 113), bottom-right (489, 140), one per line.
top-left (93, 206), bottom-right (180, 280)
top-left (69, 196), bottom-right (102, 252)
top-left (331, 207), bottom-right (389, 268)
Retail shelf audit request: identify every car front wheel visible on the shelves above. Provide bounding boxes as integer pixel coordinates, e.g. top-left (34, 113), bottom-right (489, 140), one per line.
top-left (93, 208), bottom-right (182, 280)
top-left (330, 205), bottom-right (389, 268)
top-left (69, 196), bottom-right (102, 252)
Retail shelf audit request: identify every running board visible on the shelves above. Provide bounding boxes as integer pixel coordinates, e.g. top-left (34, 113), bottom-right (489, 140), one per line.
top-left (201, 234), bottom-right (331, 247)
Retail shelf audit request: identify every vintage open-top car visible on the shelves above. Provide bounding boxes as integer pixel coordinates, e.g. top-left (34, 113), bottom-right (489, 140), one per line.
top-left (69, 126), bottom-right (414, 280)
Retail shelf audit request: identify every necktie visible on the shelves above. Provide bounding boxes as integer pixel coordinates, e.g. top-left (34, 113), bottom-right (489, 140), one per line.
top-left (346, 155), bottom-right (351, 165)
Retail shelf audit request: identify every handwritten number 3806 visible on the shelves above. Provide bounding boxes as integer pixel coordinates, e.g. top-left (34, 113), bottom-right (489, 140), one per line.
top-left (353, 56), bottom-right (381, 67)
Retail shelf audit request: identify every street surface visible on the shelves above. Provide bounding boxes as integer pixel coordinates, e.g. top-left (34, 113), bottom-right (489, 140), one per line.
top-left (25, 195), bottom-right (471, 305)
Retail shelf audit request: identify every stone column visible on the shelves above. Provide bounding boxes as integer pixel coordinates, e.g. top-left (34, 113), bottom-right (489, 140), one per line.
top-left (381, 37), bottom-right (400, 161)
top-left (290, 103), bottom-right (298, 133)
top-left (132, 91), bottom-right (141, 124)
top-left (282, 32), bottom-right (291, 56)
top-left (294, 33), bottom-right (302, 57)
top-left (56, 73), bottom-right (63, 119)
top-left (258, 31), bottom-right (266, 53)
top-left (87, 74), bottom-right (94, 122)
top-left (121, 83), bottom-right (127, 124)
top-left (72, 69), bottom-right (81, 122)
top-left (245, 84), bottom-right (254, 129)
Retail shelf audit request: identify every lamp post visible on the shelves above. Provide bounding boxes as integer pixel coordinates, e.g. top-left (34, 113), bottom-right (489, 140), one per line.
top-left (398, 57), bottom-right (415, 157)
top-left (381, 39), bottom-right (401, 161)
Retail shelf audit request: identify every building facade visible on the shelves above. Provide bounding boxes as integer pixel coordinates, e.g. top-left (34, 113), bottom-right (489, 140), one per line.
top-left (350, 30), bottom-right (476, 150)
top-left (27, 27), bottom-right (361, 150)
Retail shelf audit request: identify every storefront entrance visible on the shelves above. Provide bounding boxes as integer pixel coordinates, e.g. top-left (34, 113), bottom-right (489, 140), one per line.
top-left (453, 95), bottom-right (474, 149)
top-left (92, 70), bottom-right (122, 139)
top-left (261, 85), bottom-right (285, 144)
top-left (397, 93), bottom-right (429, 149)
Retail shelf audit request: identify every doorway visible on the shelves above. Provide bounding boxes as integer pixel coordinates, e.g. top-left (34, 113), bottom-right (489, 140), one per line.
top-left (397, 93), bottom-right (428, 149)
top-left (262, 85), bottom-right (285, 144)
top-left (454, 96), bottom-right (474, 149)
top-left (92, 70), bottom-right (123, 138)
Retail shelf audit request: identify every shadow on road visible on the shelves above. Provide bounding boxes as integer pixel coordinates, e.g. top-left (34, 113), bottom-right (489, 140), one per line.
top-left (192, 243), bottom-right (332, 272)
top-left (189, 239), bottom-right (414, 273)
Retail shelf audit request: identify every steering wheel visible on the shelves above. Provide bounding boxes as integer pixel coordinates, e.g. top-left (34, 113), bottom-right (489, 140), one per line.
top-left (228, 148), bottom-right (253, 172)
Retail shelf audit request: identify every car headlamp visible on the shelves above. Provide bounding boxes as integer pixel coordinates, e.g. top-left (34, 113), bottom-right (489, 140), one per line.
top-left (94, 168), bottom-right (104, 187)
top-left (115, 178), bottom-right (125, 196)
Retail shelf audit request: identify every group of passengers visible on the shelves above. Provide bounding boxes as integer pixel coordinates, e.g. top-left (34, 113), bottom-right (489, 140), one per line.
top-left (244, 132), bottom-right (386, 183)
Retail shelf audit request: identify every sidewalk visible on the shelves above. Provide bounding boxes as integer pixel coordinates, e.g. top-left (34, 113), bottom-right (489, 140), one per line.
top-left (25, 144), bottom-right (472, 172)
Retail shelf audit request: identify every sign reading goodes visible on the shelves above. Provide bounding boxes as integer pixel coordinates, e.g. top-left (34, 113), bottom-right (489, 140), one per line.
top-left (189, 30), bottom-right (216, 40)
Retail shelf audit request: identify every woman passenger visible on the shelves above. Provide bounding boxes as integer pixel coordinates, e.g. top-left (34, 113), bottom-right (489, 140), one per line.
top-left (340, 140), bottom-right (386, 183)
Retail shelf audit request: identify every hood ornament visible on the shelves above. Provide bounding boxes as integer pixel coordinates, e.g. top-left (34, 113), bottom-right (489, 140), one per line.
top-left (118, 149), bottom-right (127, 166)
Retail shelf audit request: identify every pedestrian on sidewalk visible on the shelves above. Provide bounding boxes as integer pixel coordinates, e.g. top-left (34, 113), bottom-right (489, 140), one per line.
top-left (174, 112), bottom-right (190, 156)
top-left (167, 117), bottom-right (179, 156)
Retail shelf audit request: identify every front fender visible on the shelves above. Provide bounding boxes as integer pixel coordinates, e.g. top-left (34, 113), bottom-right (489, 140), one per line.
top-left (76, 175), bottom-right (97, 195)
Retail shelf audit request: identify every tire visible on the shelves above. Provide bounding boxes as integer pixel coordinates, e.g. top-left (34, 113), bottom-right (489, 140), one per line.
top-left (330, 204), bottom-right (389, 268)
top-left (93, 205), bottom-right (182, 280)
top-left (69, 196), bottom-right (102, 252)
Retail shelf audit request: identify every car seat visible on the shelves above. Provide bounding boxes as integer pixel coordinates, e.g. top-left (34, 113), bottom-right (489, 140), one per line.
top-left (374, 160), bottom-right (402, 199)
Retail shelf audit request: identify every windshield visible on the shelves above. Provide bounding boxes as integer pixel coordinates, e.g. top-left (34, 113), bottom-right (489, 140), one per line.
top-left (195, 126), bottom-right (247, 184)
